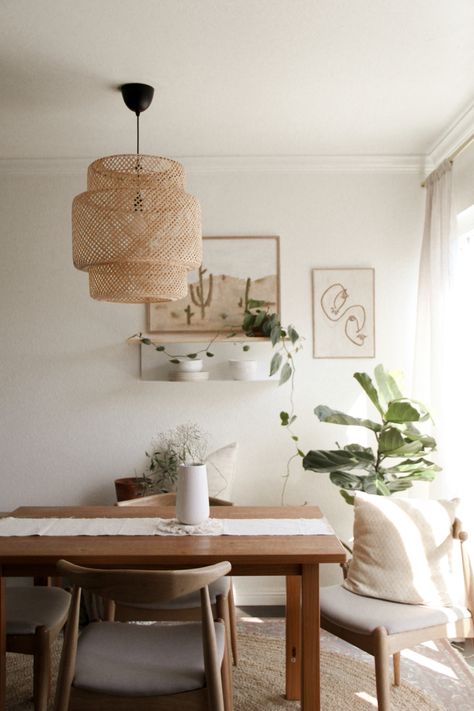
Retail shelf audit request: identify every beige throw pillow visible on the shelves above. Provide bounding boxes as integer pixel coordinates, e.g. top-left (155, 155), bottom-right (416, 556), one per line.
top-left (343, 492), bottom-right (465, 607)
top-left (205, 442), bottom-right (238, 500)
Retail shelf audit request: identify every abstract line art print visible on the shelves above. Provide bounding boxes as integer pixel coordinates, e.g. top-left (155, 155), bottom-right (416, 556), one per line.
top-left (312, 268), bottom-right (375, 358)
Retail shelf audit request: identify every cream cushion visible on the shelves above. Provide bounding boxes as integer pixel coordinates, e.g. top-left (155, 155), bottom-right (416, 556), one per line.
top-left (321, 585), bottom-right (471, 635)
top-left (206, 442), bottom-right (237, 499)
top-left (74, 620), bottom-right (226, 696)
top-left (343, 492), bottom-right (465, 607)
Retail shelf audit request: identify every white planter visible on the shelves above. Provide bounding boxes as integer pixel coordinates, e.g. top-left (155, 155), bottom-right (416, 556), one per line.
top-left (174, 359), bottom-right (203, 372)
top-left (228, 359), bottom-right (257, 381)
top-left (176, 463), bottom-right (210, 525)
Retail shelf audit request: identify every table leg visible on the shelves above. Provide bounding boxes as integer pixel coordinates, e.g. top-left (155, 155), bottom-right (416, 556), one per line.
top-left (285, 575), bottom-right (301, 700)
top-left (301, 564), bottom-right (320, 711)
top-left (0, 575), bottom-right (5, 711)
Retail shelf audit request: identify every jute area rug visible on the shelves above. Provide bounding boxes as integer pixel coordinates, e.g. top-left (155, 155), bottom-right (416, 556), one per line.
top-left (6, 628), bottom-right (448, 710)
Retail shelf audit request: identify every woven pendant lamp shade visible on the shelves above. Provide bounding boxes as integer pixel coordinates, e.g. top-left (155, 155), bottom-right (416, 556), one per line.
top-left (72, 154), bottom-right (202, 303)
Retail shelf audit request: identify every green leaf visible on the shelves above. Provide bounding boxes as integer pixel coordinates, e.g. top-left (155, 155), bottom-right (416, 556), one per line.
top-left (287, 325), bottom-right (299, 344)
top-left (141, 338), bottom-right (152, 345)
top-left (254, 311), bottom-right (267, 329)
top-left (242, 345), bottom-right (250, 352)
top-left (291, 435), bottom-right (299, 442)
top-left (271, 324), bottom-right (281, 346)
top-left (169, 359), bottom-right (181, 364)
top-left (403, 430), bottom-right (436, 449)
top-left (242, 313), bottom-right (254, 332)
top-left (303, 449), bottom-right (367, 473)
top-left (329, 470), bottom-right (364, 490)
top-left (279, 362), bottom-right (292, 385)
top-left (206, 352), bottom-right (214, 357)
top-left (280, 411), bottom-right (289, 426)
top-left (374, 364), bottom-right (403, 407)
top-left (187, 353), bottom-right (198, 359)
top-left (340, 490), bottom-right (355, 505)
top-left (383, 440), bottom-right (424, 457)
top-left (314, 405), bottom-right (381, 432)
top-left (378, 426), bottom-right (405, 453)
top-left (297, 449), bottom-right (305, 457)
top-left (353, 372), bottom-right (385, 416)
top-left (374, 478), bottom-right (391, 496)
top-left (385, 399), bottom-right (424, 423)
top-left (269, 352), bottom-right (283, 376)
top-left (342, 444), bottom-right (375, 464)
top-left (247, 299), bottom-right (266, 310)
top-left (289, 415), bottom-right (297, 424)
top-left (155, 345), bottom-right (165, 351)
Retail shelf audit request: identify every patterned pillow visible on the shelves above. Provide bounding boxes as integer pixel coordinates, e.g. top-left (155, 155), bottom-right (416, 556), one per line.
top-left (343, 492), bottom-right (465, 607)
top-left (206, 443), bottom-right (238, 500)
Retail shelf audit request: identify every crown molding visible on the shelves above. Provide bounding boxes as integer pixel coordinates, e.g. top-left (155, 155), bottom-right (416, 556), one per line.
top-left (0, 154), bottom-right (424, 176)
top-left (427, 101), bottom-right (474, 168)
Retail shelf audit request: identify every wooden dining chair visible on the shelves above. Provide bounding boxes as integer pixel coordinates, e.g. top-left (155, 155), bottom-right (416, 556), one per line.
top-left (6, 585), bottom-right (71, 711)
top-left (319, 503), bottom-right (474, 711)
top-left (115, 492), bottom-right (238, 665)
top-left (54, 559), bottom-right (232, 711)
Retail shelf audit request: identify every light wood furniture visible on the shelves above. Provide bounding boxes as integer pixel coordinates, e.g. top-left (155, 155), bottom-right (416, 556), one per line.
top-left (116, 493), bottom-right (233, 507)
top-left (54, 559), bottom-right (231, 711)
top-left (115, 493), bottom-right (238, 665)
top-left (319, 520), bottom-right (474, 711)
top-left (6, 585), bottom-right (71, 711)
top-left (0, 505), bottom-right (345, 711)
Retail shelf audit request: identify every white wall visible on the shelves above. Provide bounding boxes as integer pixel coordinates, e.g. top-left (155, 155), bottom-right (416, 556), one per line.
top-left (0, 165), bottom-right (424, 602)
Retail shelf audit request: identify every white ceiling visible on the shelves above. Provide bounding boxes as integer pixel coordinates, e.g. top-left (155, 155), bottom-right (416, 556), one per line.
top-left (1, 0), bottom-right (473, 159)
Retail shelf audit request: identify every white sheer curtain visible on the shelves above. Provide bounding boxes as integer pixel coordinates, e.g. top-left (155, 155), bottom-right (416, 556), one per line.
top-left (415, 159), bottom-right (474, 510)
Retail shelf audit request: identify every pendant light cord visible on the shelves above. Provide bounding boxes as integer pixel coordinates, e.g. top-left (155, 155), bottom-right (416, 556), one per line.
top-left (136, 113), bottom-right (140, 154)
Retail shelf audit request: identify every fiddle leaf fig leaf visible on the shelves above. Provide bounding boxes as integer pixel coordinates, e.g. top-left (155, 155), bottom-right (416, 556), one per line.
top-left (385, 399), bottom-right (424, 423)
top-left (354, 372), bottom-right (385, 416)
top-left (329, 470), bottom-right (364, 490)
top-left (378, 426), bottom-right (405, 453)
top-left (303, 449), bottom-right (366, 472)
top-left (315, 405), bottom-right (381, 432)
top-left (374, 364), bottom-right (403, 407)
top-left (340, 490), bottom-right (355, 505)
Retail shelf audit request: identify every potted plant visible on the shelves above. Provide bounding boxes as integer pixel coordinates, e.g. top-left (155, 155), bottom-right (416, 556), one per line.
top-left (145, 422), bottom-right (209, 493)
top-left (302, 364), bottom-right (441, 504)
top-left (114, 473), bottom-right (153, 502)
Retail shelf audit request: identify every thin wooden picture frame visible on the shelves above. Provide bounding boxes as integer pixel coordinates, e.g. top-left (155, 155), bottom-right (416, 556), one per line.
top-left (147, 235), bottom-right (281, 338)
top-left (312, 267), bottom-right (375, 359)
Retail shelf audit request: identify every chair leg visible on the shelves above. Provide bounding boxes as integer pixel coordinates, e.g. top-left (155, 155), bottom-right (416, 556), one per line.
top-left (216, 595), bottom-right (233, 711)
top-left (228, 581), bottom-right (238, 666)
top-left (374, 628), bottom-right (391, 711)
top-left (33, 627), bottom-right (50, 711)
top-left (393, 652), bottom-right (400, 686)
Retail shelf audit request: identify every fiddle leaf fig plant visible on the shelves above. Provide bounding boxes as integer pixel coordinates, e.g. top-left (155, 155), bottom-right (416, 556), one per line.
top-left (302, 364), bottom-right (441, 504)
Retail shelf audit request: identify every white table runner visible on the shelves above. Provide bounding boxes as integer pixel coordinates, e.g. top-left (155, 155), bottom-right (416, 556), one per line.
top-left (0, 517), bottom-right (334, 537)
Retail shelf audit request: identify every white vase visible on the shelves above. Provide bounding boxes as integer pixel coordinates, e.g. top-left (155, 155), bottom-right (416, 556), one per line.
top-left (228, 359), bottom-right (257, 380)
top-left (176, 463), bottom-right (210, 525)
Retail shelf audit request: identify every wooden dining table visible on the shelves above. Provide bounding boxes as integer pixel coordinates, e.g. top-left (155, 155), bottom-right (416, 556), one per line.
top-left (0, 505), bottom-right (345, 711)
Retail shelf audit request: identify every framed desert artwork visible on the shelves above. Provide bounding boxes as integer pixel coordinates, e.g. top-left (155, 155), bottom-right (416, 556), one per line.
top-left (147, 236), bottom-right (280, 336)
top-left (312, 268), bottom-right (375, 358)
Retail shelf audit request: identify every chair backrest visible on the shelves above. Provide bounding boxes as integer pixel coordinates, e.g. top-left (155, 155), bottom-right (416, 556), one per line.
top-left (57, 559), bottom-right (231, 606)
top-left (116, 492), bottom-right (233, 507)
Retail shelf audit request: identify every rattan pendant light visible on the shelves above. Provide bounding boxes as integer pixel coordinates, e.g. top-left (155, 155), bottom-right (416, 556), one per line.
top-left (72, 83), bottom-right (202, 303)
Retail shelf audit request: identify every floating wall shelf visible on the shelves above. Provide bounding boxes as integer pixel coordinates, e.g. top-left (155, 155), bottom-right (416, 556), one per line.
top-left (128, 334), bottom-right (277, 382)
